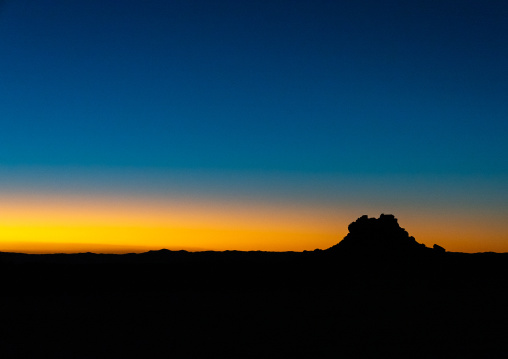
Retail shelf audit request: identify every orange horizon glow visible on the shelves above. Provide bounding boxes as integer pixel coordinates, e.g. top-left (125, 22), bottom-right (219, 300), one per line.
top-left (0, 191), bottom-right (507, 254)
top-left (0, 191), bottom-right (345, 253)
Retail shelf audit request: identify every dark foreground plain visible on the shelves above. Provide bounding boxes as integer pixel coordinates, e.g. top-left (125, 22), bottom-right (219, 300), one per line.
top-left (1, 215), bottom-right (507, 358)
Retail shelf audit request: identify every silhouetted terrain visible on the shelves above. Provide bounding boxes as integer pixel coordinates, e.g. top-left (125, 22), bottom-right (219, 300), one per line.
top-left (1, 215), bottom-right (507, 358)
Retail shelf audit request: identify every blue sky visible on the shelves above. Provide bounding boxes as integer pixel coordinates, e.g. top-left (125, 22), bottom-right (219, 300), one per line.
top-left (0, 1), bottom-right (507, 252)
top-left (1, 0), bottom-right (507, 175)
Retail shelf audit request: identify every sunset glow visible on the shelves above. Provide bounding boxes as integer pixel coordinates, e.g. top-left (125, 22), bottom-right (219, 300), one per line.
top-left (0, 190), bottom-right (344, 253)
top-left (0, 184), bottom-right (507, 253)
top-left (1, 1), bottom-right (507, 255)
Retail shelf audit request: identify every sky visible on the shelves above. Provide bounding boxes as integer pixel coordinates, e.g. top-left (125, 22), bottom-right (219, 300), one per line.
top-left (0, 0), bottom-right (507, 253)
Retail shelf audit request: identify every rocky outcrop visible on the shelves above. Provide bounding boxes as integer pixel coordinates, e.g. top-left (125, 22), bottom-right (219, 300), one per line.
top-left (433, 244), bottom-right (446, 253)
top-left (327, 214), bottom-right (429, 254)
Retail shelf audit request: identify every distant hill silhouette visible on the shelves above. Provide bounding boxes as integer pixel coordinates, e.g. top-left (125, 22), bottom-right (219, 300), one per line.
top-left (327, 214), bottom-right (436, 254)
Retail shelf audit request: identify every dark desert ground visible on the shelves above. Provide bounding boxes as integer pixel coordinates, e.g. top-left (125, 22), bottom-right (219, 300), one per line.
top-left (1, 214), bottom-right (507, 358)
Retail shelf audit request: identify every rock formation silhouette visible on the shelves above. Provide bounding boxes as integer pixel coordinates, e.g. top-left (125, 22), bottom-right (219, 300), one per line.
top-left (327, 214), bottom-right (429, 254)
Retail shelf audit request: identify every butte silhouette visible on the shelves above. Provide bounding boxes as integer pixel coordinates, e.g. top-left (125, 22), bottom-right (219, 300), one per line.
top-left (327, 213), bottom-right (444, 255)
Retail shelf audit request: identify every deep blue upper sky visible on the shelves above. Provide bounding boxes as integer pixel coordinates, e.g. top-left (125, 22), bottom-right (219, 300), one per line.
top-left (1, 0), bottom-right (507, 177)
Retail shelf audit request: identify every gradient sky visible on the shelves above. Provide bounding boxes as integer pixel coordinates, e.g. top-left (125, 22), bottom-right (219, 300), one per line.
top-left (1, 0), bottom-right (507, 253)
